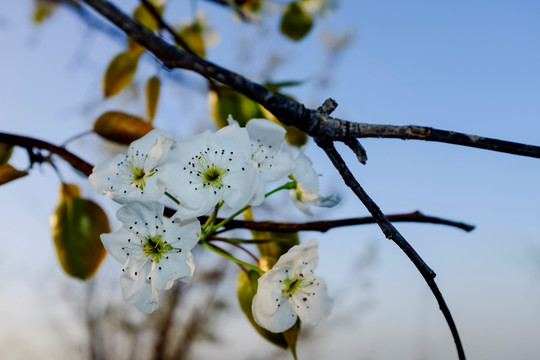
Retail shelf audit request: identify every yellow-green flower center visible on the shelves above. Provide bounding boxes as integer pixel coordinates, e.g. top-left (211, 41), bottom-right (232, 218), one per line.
top-left (282, 277), bottom-right (303, 295)
top-left (127, 162), bottom-right (156, 191)
top-left (143, 235), bottom-right (173, 263)
top-left (203, 167), bottom-right (222, 183)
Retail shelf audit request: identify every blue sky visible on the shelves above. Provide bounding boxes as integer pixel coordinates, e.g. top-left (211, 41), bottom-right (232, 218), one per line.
top-left (1, 1), bottom-right (539, 359)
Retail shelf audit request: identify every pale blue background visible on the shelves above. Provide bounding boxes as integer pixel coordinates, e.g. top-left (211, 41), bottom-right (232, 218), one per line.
top-left (0, 1), bottom-right (539, 359)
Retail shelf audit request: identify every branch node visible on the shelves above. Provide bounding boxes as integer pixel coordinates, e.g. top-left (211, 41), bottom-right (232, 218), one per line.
top-left (317, 98), bottom-right (338, 115)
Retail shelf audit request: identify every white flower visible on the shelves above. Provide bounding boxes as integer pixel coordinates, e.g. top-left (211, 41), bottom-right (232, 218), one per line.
top-left (252, 239), bottom-right (333, 333)
top-left (161, 122), bottom-right (258, 218)
top-left (101, 201), bottom-right (201, 313)
top-left (289, 152), bottom-right (340, 216)
top-left (89, 130), bottom-right (174, 204)
top-left (245, 118), bottom-right (295, 205)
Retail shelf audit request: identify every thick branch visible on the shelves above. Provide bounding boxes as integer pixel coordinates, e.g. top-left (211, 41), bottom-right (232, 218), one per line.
top-left (206, 211), bottom-right (475, 233)
top-left (81, 0), bottom-right (540, 160)
top-left (316, 139), bottom-right (466, 360)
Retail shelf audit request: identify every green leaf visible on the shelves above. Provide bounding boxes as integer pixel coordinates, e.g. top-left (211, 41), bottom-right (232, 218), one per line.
top-left (133, 4), bottom-right (163, 32)
top-left (237, 270), bottom-right (289, 349)
top-left (209, 85), bottom-right (265, 128)
top-left (177, 22), bottom-right (206, 58)
top-left (0, 143), bottom-right (14, 165)
top-left (280, 1), bottom-right (314, 41)
top-left (0, 164), bottom-right (28, 186)
top-left (50, 184), bottom-right (109, 280)
top-left (94, 111), bottom-right (154, 145)
top-left (145, 76), bottom-right (161, 123)
top-left (103, 51), bottom-right (139, 98)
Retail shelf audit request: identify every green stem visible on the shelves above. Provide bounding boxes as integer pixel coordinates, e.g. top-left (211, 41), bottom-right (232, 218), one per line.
top-left (202, 201), bottom-right (222, 233)
top-left (201, 240), bottom-right (264, 275)
top-left (165, 191), bottom-right (180, 205)
top-left (264, 180), bottom-right (296, 198)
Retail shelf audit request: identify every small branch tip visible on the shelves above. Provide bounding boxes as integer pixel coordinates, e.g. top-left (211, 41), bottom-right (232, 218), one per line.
top-left (345, 139), bottom-right (368, 164)
top-left (318, 98), bottom-right (338, 115)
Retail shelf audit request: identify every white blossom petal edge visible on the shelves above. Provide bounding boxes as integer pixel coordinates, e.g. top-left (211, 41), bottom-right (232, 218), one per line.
top-left (160, 122), bottom-right (258, 218)
top-left (89, 130), bottom-right (174, 204)
top-left (252, 239), bottom-right (333, 333)
top-left (244, 117), bottom-right (295, 205)
top-left (289, 151), bottom-right (340, 216)
top-left (101, 201), bottom-right (201, 313)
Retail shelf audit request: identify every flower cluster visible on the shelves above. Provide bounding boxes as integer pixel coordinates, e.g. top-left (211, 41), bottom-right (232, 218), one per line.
top-left (90, 117), bottom-right (337, 335)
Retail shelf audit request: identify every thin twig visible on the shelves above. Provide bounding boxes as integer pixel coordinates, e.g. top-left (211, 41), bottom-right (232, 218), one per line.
top-left (60, 129), bottom-right (94, 147)
top-left (340, 123), bottom-right (540, 159)
top-left (207, 237), bottom-right (260, 263)
top-left (316, 138), bottom-right (466, 360)
top-left (205, 211), bottom-right (475, 233)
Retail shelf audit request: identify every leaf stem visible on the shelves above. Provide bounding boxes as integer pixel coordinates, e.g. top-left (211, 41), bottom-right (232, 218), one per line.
top-left (165, 191), bottom-right (180, 205)
top-left (200, 239), bottom-right (264, 275)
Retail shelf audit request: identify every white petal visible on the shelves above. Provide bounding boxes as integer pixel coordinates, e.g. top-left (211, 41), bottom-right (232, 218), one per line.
top-left (254, 269), bottom-right (290, 315)
top-left (222, 163), bottom-right (258, 210)
top-left (258, 143), bottom-right (295, 182)
top-left (117, 202), bottom-right (165, 239)
top-left (289, 189), bottom-right (314, 217)
top-left (88, 154), bottom-right (126, 197)
top-left (170, 130), bottom-right (211, 163)
top-left (120, 260), bottom-right (159, 313)
top-left (309, 193), bottom-right (341, 208)
top-left (151, 251), bottom-right (195, 290)
top-left (247, 119), bottom-right (295, 182)
top-left (214, 121), bottom-right (251, 155)
top-left (250, 175), bottom-right (266, 206)
top-left (293, 152), bottom-right (319, 194)
top-left (130, 130), bottom-right (172, 159)
top-left (252, 292), bottom-right (297, 333)
top-left (143, 135), bottom-right (174, 172)
top-left (291, 277), bottom-right (333, 326)
top-left (226, 114), bottom-right (239, 127)
top-left (100, 227), bottom-right (142, 264)
top-left (274, 239), bottom-right (320, 272)
top-left (163, 217), bottom-right (201, 251)
top-left (246, 118), bottom-right (287, 152)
